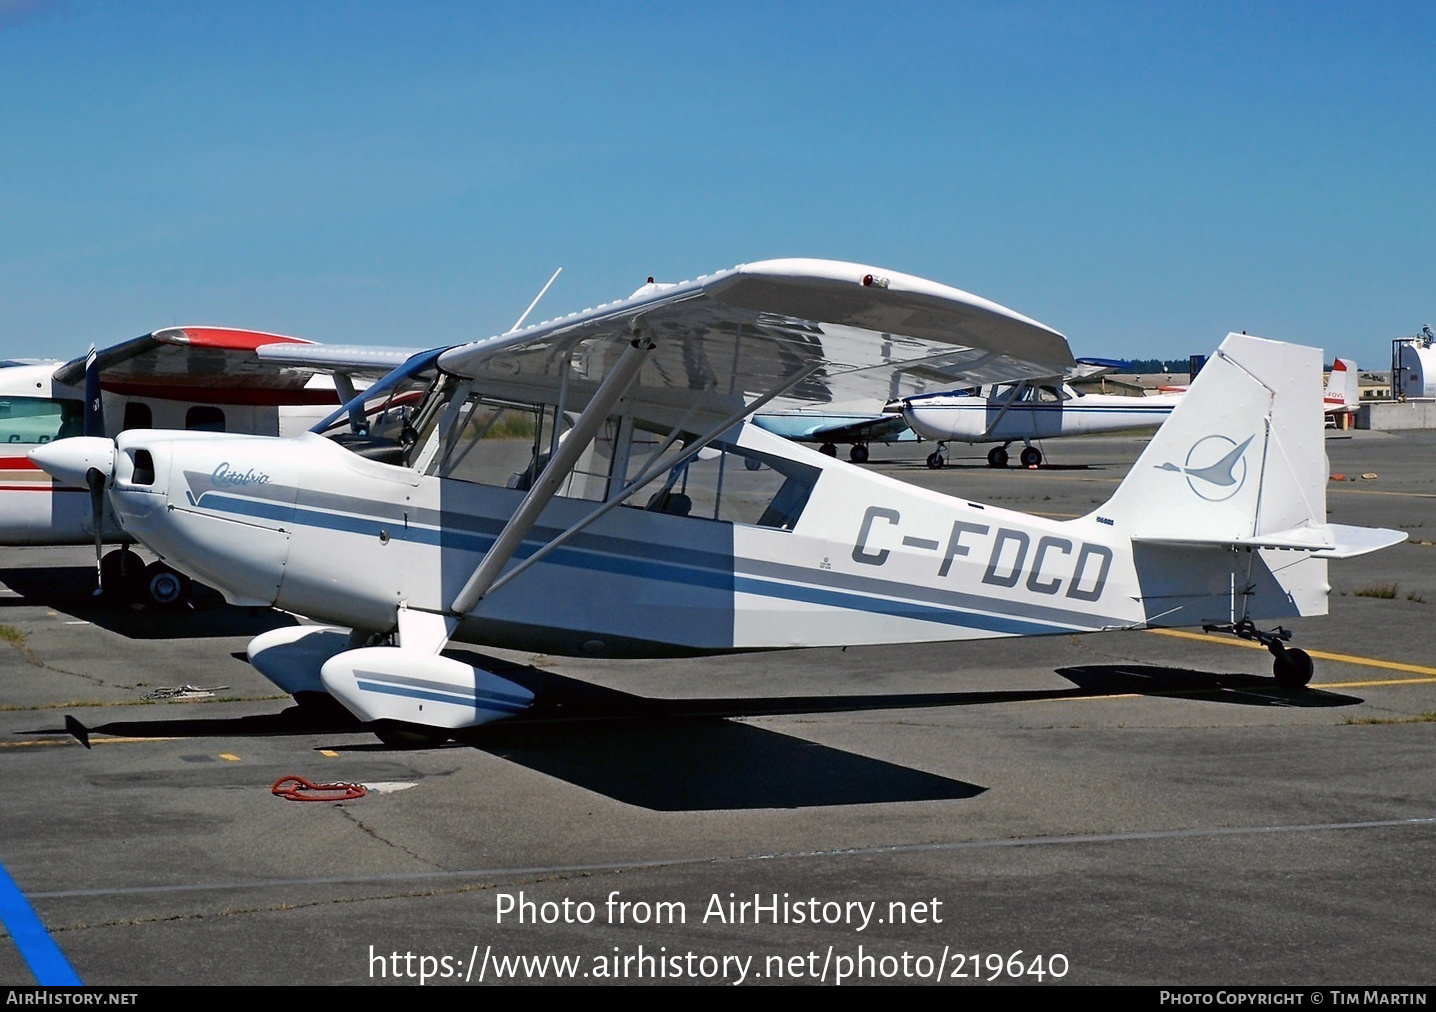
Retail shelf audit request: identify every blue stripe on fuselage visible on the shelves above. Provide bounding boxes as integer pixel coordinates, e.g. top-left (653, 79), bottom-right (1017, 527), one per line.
top-left (733, 576), bottom-right (1074, 636)
top-left (190, 493), bottom-right (1109, 637)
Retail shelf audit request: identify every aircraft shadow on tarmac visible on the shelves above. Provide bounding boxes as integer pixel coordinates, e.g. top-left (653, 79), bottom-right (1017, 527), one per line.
top-left (0, 565), bottom-right (298, 639)
top-left (1054, 664), bottom-right (1363, 707)
top-left (43, 655), bottom-right (1357, 811)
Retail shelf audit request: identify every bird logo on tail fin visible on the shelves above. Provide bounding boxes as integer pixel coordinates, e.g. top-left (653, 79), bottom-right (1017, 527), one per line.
top-left (1157, 434), bottom-right (1254, 502)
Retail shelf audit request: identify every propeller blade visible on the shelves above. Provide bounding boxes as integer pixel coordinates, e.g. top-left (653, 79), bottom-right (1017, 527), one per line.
top-left (82, 344), bottom-right (105, 438)
top-left (87, 467), bottom-right (105, 595)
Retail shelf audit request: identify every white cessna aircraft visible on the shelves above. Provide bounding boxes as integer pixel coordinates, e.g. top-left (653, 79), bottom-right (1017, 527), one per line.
top-left (900, 379), bottom-right (1184, 469)
top-left (31, 260), bottom-right (1404, 745)
top-left (0, 328), bottom-right (412, 602)
top-left (1324, 358), bottom-right (1359, 418)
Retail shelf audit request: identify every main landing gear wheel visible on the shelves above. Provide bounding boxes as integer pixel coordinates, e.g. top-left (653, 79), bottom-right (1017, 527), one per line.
top-left (849, 443), bottom-right (869, 464)
top-left (926, 451), bottom-right (946, 470)
top-left (819, 442), bottom-right (838, 457)
top-left (1272, 647), bottom-right (1314, 689)
top-left (373, 721), bottom-right (451, 750)
top-left (99, 548), bottom-right (145, 600)
top-left (987, 446), bottom-right (1009, 468)
top-left (142, 562), bottom-right (192, 607)
top-left (1019, 446), bottom-right (1043, 467)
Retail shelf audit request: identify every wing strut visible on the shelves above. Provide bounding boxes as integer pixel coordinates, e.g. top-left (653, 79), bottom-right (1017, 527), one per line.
top-left (477, 360), bottom-right (825, 602)
top-left (447, 336), bottom-right (654, 616)
top-left (980, 380), bottom-right (1030, 439)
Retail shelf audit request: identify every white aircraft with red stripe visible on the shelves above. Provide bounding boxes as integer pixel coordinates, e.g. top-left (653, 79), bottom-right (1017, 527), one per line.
top-left (1324, 358), bottom-right (1359, 416)
top-left (0, 327), bottom-right (411, 602)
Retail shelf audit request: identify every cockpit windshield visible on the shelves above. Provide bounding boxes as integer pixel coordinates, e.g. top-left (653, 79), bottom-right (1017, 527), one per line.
top-left (319, 350), bottom-right (818, 531)
top-left (311, 348), bottom-right (443, 464)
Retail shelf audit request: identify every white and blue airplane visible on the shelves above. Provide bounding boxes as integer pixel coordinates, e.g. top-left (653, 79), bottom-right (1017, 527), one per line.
top-left (752, 359), bottom-right (1179, 467)
top-left (30, 259), bottom-right (1404, 745)
top-left (900, 379), bottom-right (1184, 469)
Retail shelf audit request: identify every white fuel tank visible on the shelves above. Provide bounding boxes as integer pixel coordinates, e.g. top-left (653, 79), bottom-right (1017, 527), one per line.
top-left (1397, 341), bottom-right (1436, 399)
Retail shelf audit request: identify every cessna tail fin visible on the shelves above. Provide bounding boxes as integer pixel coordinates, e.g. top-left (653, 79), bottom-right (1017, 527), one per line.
top-left (1096, 333), bottom-right (1403, 561)
top-left (1098, 332), bottom-right (1324, 543)
top-left (1325, 357), bottom-right (1358, 413)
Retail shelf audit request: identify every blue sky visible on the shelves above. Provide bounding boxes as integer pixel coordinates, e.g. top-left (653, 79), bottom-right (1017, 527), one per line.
top-left (2, 0), bottom-right (1432, 368)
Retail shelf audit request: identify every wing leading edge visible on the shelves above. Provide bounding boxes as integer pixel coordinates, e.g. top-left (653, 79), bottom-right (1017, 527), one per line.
top-left (435, 259), bottom-right (1074, 432)
top-left (52, 327), bottom-right (336, 406)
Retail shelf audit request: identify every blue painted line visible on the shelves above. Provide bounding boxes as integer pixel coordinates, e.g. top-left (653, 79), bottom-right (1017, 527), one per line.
top-left (0, 857), bottom-right (81, 985)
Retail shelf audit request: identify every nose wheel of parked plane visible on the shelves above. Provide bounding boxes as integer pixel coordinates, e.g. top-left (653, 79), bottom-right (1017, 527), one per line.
top-left (1203, 619), bottom-right (1314, 688)
top-left (98, 549), bottom-right (192, 606)
top-left (99, 547), bottom-right (145, 598)
top-left (143, 562), bottom-right (193, 607)
top-left (926, 442), bottom-right (948, 469)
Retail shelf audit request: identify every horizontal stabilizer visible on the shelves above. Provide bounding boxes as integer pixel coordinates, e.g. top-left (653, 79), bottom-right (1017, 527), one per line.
top-left (1134, 522), bottom-right (1407, 559)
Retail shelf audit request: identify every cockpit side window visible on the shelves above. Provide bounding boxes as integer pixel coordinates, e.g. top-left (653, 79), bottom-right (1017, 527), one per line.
top-left (624, 435), bottom-right (819, 530)
top-left (0, 397), bottom-right (83, 445)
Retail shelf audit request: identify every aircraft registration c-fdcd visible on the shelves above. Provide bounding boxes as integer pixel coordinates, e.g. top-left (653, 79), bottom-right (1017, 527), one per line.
top-left (30, 259), bottom-right (1405, 746)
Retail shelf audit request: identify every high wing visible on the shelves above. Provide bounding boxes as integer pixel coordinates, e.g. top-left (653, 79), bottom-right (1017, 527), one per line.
top-left (0, 326), bottom-right (422, 568)
top-left (1068, 357), bottom-right (1130, 381)
top-left (434, 259), bottom-right (1074, 432)
top-left (781, 413), bottom-right (914, 444)
top-left (50, 327), bottom-right (414, 405)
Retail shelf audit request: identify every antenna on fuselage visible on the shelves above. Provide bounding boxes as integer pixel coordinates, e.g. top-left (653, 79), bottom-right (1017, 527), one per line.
top-left (507, 267), bottom-right (563, 334)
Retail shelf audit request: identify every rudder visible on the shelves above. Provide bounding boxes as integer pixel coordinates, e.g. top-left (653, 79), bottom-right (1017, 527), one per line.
top-left (1096, 332), bottom-right (1326, 544)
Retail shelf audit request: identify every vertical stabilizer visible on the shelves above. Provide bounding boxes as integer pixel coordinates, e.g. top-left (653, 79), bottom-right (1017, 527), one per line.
top-left (1324, 357), bottom-right (1358, 412)
top-left (1097, 333), bottom-right (1326, 542)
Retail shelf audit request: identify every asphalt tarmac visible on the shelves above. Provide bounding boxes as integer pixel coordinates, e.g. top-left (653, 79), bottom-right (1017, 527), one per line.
top-left (0, 431), bottom-right (1433, 987)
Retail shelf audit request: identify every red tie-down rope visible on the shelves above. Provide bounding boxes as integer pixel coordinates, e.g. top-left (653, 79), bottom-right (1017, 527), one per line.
top-left (272, 775), bottom-right (367, 802)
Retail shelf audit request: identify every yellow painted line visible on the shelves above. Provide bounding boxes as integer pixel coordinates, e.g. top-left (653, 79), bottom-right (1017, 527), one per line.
top-left (219, 753), bottom-right (241, 762)
top-left (1148, 628), bottom-right (1436, 680)
top-left (0, 736), bottom-right (183, 749)
top-left (319, 749), bottom-right (339, 757)
top-left (1308, 677), bottom-right (1436, 689)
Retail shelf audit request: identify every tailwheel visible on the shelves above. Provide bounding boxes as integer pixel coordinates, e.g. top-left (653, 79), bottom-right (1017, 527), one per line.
top-left (1019, 445), bottom-right (1042, 467)
top-left (1272, 647), bottom-right (1314, 689)
top-left (849, 443), bottom-right (869, 464)
top-left (1203, 619), bottom-right (1314, 690)
top-left (987, 446), bottom-right (1009, 468)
